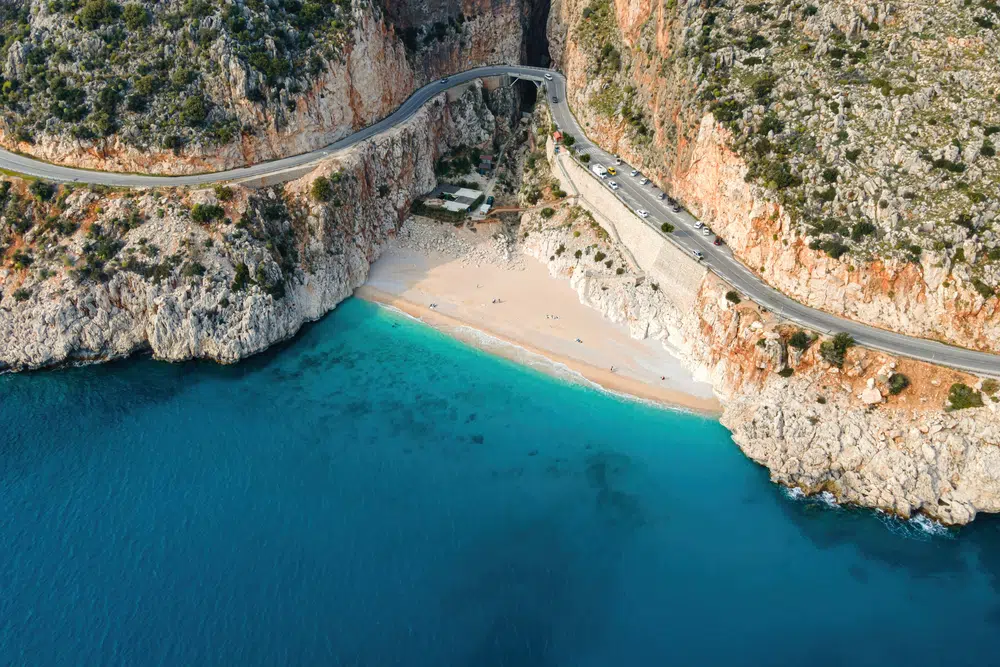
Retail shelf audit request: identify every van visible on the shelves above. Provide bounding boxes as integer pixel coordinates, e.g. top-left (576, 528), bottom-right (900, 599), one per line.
top-left (591, 164), bottom-right (608, 178)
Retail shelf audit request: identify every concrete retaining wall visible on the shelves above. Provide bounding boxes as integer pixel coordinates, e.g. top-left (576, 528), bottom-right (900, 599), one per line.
top-left (545, 139), bottom-right (707, 311)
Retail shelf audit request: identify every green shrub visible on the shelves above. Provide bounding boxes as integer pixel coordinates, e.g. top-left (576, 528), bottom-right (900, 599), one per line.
top-left (231, 262), bottom-right (251, 291)
top-left (982, 379), bottom-right (999, 396)
top-left (819, 332), bottom-right (854, 368)
top-left (594, 251), bottom-right (607, 262)
top-left (29, 180), bottom-right (56, 202)
top-left (725, 290), bottom-right (741, 304)
top-left (180, 95), bottom-right (208, 126)
top-left (787, 330), bottom-right (812, 350)
top-left (845, 148), bottom-right (861, 162)
top-left (887, 373), bottom-right (910, 395)
top-left (77, 0), bottom-right (121, 29)
top-left (777, 367), bottom-right (794, 377)
top-left (191, 203), bottom-right (224, 223)
top-left (214, 185), bottom-right (235, 202)
top-left (122, 2), bottom-right (149, 29)
top-left (574, 249), bottom-right (582, 259)
top-left (580, 153), bottom-right (591, 163)
top-left (12, 288), bottom-right (31, 302)
top-left (181, 261), bottom-right (206, 278)
top-left (540, 207), bottom-right (555, 219)
top-left (850, 221), bottom-right (876, 242)
top-left (972, 278), bottom-right (995, 299)
top-left (562, 134), bottom-right (576, 147)
top-left (821, 167), bottom-right (839, 183)
top-left (660, 222), bottom-right (674, 233)
top-left (947, 383), bottom-right (983, 410)
top-left (311, 177), bottom-right (334, 202)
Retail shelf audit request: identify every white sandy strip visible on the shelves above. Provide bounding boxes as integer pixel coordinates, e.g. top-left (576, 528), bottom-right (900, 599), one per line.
top-left (358, 223), bottom-right (720, 414)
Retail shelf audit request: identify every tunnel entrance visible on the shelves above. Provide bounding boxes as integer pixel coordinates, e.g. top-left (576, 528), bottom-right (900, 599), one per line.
top-left (517, 0), bottom-right (552, 112)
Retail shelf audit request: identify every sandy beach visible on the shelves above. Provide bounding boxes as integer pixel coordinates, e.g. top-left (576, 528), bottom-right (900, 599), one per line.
top-left (358, 218), bottom-right (720, 414)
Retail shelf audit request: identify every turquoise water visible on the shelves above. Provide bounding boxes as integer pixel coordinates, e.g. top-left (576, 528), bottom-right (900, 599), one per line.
top-left (2, 298), bottom-right (999, 666)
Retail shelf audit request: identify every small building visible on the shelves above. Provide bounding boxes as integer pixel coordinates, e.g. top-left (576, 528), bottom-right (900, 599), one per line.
top-left (552, 131), bottom-right (563, 143)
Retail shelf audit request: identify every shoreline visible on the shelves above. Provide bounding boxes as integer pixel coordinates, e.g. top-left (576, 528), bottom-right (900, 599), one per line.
top-left (356, 285), bottom-right (723, 416)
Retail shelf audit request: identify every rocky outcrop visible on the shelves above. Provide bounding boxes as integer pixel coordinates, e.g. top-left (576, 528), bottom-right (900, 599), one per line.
top-left (0, 82), bottom-right (504, 369)
top-left (0, 0), bottom-right (530, 174)
top-left (521, 203), bottom-right (1000, 526)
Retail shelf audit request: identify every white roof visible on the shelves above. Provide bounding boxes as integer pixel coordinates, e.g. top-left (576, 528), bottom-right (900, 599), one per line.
top-left (441, 200), bottom-right (469, 212)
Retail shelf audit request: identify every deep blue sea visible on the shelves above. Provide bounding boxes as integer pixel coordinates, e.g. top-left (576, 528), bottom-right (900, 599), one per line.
top-left (2, 298), bottom-right (1000, 666)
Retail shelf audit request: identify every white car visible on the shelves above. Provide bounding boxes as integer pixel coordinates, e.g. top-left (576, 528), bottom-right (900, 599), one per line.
top-left (636, 209), bottom-right (649, 218)
top-left (544, 73), bottom-right (554, 81)
top-left (694, 221), bottom-right (704, 229)
top-left (615, 157), bottom-right (623, 165)
top-left (702, 227), bottom-right (712, 236)
top-left (692, 250), bottom-right (704, 261)
top-left (630, 169), bottom-right (639, 177)
top-left (639, 177), bottom-right (649, 185)
top-left (608, 181), bottom-right (619, 191)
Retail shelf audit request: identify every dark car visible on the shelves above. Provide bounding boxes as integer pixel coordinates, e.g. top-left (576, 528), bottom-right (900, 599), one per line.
top-left (671, 204), bottom-right (681, 213)
top-left (552, 96), bottom-right (559, 102)
top-left (657, 192), bottom-right (666, 200)
top-left (440, 77), bottom-right (449, 83)
top-left (713, 237), bottom-right (724, 246)
top-left (486, 196), bottom-right (494, 205)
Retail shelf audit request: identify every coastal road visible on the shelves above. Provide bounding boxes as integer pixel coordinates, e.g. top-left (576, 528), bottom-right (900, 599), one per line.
top-left (0, 65), bottom-right (553, 187)
top-left (2, 66), bottom-right (999, 375)
top-left (542, 77), bottom-right (1000, 377)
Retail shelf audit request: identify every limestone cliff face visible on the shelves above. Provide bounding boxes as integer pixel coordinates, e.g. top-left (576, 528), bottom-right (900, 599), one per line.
top-left (550, 0), bottom-right (1000, 353)
top-left (0, 83), bottom-right (501, 369)
top-left (521, 205), bottom-right (1000, 526)
top-left (0, 0), bottom-right (527, 175)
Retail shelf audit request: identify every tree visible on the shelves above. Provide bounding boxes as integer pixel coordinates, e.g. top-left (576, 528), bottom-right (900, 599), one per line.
top-left (77, 0), bottom-right (121, 29)
top-left (725, 290), bottom-right (741, 304)
top-left (180, 95), bottom-right (208, 126)
top-left (540, 207), bottom-right (555, 218)
top-left (122, 2), bottom-right (150, 30)
top-left (819, 332), bottom-right (855, 368)
top-left (311, 176), bottom-right (334, 202)
top-left (787, 330), bottom-right (812, 350)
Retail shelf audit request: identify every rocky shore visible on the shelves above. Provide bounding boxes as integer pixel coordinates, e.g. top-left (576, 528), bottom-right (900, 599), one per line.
top-left (0, 82), bottom-right (507, 369)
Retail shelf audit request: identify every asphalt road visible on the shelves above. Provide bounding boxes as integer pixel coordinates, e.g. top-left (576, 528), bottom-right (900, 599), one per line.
top-left (0, 65), bottom-right (551, 187)
top-left (1, 66), bottom-right (998, 375)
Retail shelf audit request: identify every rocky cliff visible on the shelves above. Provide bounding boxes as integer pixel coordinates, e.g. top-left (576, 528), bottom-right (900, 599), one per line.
top-left (0, 0), bottom-right (531, 173)
top-left (0, 82), bottom-right (505, 369)
top-left (549, 0), bottom-right (1000, 352)
top-left (521, 202), bottom-right (1000, 526)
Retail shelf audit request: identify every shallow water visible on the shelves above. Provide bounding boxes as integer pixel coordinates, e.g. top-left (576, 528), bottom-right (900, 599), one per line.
top-left (1, 298), bottom-right (999, 666)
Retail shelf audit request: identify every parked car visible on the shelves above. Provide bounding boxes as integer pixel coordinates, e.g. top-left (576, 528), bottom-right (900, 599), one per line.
top-left (615, 157), bottom-right (623, 165)
top-left (657, 192), bottom-right (667, 201)
top-left (544, 73), bottom-right (554, 81)
top-left (486, 195), bottom-right (494, 205)
top-left (694, 221), bottom-right (704, 229)
top-left (440, 77), bottom-right (449, 83)
top-left (630, 169), bottom-right (639, 177)
top-left (608, 181), bottom-right (620, 191)
top-left (639, 177), bottom-right (649, 185)
top-left (713, 237), bottom-right (723, 246)
top-left (671, 204), bottom-right (681, 213)
top-left (692, 250), bottom-right (704, 261)
top-left (637, 209), bottom-right (649, 218)
top-left (701, 227), bottom-right (712, 236)
top-left (552, 96), bottom-right (559, 102)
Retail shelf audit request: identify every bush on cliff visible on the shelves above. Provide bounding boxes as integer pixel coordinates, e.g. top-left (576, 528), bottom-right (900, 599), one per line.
top-left (947, 383), bottom-right (983, 410)
top-left (540, 207), bottom-right (555, 219)
top-left (819, 332), bottom-right (854, 368)
top-left (787, 330), bottom-right (812, 350)
top-left (887, 373), bottom-right (910, 395)
top-left (191, 204), bottom-right (224, 223)
top-left (311, 177), bottom-right (334, 202)
top-left (725, 290), bottom-right (741, 304)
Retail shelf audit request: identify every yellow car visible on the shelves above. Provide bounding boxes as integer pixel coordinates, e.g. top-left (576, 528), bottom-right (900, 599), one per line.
top-left (607, 167), bottom-right (617, 176)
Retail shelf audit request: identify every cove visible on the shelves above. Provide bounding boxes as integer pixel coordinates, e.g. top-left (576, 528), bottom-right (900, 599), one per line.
top-left (1, 298), bottom-right (999, 666)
